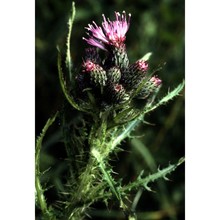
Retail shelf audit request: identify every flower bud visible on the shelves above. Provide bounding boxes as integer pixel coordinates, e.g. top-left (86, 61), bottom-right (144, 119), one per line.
top-left (135, 76), bottom-right (162, 99)
top-left (107, 67), bottom-right (121, 83)
top-left (112, 44), bottom-right (129, 69)
top-left (129, 60), bottom-right (148, 74)
top-left (104, 83), bottom-right (130, 105)
top-left (83, 61), bottom-right (107, 87)
top-left (150, 76), bottom-right (162, 87)
top-left (121, 60), bottom-right (148, 91)
top-left (111, 84), bottom-right (130, 104)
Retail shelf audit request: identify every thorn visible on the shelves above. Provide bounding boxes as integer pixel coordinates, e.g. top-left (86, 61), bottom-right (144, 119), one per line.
top-left (41, 167), bottom-right (51, 175)
top-left (138, 170), bottom-right (144, 179)
top-left (178, 157), bottom-right (185, 165)
top-left (111, 170), bottom-right (119, 175)
top-left (163, 176), bottom-right (171, 181)
top-left (142, 120), bottom-right (155, 126)
top-left (157, 165), bottom-right (161, 172)
top-left (144, 185), bottom-right (155, 193)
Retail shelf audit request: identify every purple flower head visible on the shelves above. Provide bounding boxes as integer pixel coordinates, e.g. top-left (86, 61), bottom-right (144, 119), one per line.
top-left (129, 60), bottom-right (149, 74)
top-left (83, 11), bottom-right (131, 50)
top-left (150, 76), bottom-right (162, 87)
top-left (114, 84), bottom-right (123, 92)
top-left (83, 60), bottom-right (96, 72)
top-left (137, 60), bottom-right (149, 72)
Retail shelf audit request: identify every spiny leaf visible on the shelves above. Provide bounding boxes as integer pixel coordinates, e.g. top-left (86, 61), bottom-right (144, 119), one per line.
top-left (158, 80), bottom-right (185, 103)
top-left (123, 157), bottom-right (185, 192)
top-left (58, 48), bottom-right (86, 113)
top-left (110, 118), bottom-right (141, 150)
top-left (91, 148), bottom-right (126, 210)
top-left (112, 107), bottom-right (133, 124)
top-left (91, 149), bottom-right (119, 197)
top-left (66, 2), bottom-right (76, 81)
top-left (36, 112), bottom-right (58, 173)
top-left (35, 112), bottom-right (58, 218)
top-left (145, 80), bottom-right (185, 114)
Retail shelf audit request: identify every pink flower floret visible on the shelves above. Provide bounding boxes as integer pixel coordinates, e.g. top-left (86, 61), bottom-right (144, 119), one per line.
top-left (83, 61), bottom-right (96, 72)
top-left (150, 76), bottom-right (162, 86)
top-left (137, 60), bottom-right (148, 71)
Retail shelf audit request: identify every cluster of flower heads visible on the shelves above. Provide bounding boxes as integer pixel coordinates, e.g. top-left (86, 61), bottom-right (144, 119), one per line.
top-left (76, 11), bottom-right (162, 110)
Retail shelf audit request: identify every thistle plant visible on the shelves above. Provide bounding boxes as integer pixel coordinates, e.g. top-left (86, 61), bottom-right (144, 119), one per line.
top-left (36, 2), bottom-right (184, 220)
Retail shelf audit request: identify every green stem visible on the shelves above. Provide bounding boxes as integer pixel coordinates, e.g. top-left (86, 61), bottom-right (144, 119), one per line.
top-left (65, 157), bottom-right (98, 219)
top-left (91, 148), bottom-right (127, 212)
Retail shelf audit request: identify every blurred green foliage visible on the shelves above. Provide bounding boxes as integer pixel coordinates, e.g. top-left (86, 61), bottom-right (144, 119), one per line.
top-left (36, 0), bottom-right (184, 219)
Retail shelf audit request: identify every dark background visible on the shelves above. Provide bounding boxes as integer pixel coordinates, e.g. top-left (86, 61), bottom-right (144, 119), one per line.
top-left (36, 0), bottom-right (184, 219)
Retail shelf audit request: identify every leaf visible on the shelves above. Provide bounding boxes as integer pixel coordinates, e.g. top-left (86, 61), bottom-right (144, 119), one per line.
top-left (35, 112), bottom-right (58, 218)
top-left (123, 157), bottom-right (185, 192)
top-left (110, 118), bottom-right (141, 150)
top-left (36, 112), bottom-right (59, 172)
top-left (66, 2), bottom-right (76, 81)
top-left (91, 148), bottom-right (126, 210)
top-left (139, 52), bottom-right (153, 61)
top-left (57, 48), bottom-right (87, 113)
top-left (144, 80), bottom-right (185, 114)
